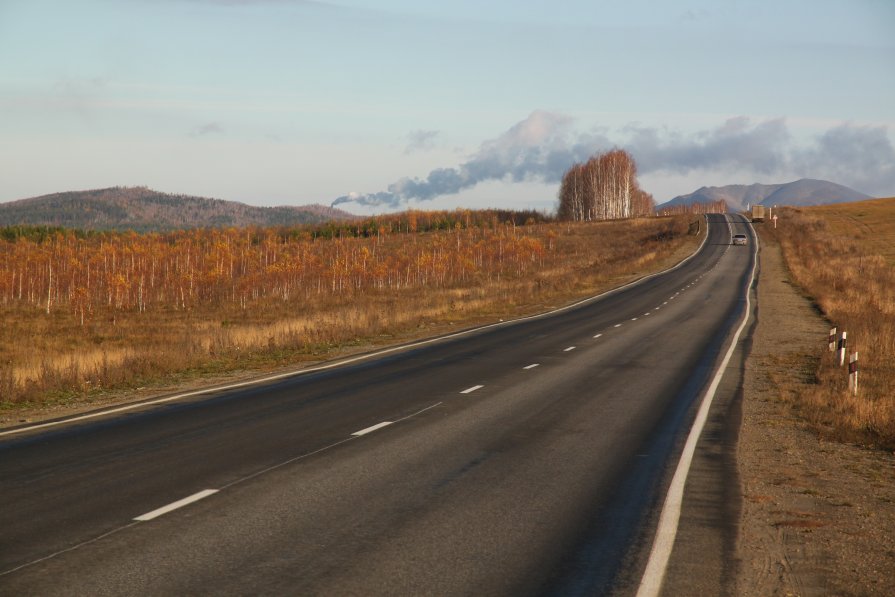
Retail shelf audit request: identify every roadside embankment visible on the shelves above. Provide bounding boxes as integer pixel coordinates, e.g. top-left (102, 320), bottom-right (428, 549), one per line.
top-left (737, 222), bottom-right (895, 596)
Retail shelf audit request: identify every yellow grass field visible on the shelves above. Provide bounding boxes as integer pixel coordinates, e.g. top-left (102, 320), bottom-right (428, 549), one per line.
top-left (763, 197), bottom-right (895, 449)
top-left (810, 197), bottom-right (895, 265)
top-left (0, 216), bottom-right (699, 411)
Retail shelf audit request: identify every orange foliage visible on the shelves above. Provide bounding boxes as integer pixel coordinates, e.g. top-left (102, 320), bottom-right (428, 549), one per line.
top-left (0, 223), bottom-right (548, 322)
top-left (657, 200), bottom-right (728, 216)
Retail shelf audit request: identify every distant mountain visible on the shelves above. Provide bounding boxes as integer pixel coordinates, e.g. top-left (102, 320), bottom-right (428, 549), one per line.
top-left (0, 187), bottom-right (354, 232)
top-left (661, 179), bottom-right (871, 212)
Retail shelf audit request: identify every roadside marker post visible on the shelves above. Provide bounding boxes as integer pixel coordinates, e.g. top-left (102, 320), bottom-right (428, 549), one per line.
top-left (828, 327), bottom-right (837, 352)
top-left (848, 352), bottom-right (859, 395)
top-left (838, 331), bottom-right (848, 367)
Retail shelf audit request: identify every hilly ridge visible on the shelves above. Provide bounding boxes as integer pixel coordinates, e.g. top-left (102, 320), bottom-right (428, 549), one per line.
top-left (662, 178), bottom-right (871, 212)
top-left (0, 187), bottom-right (354, 232)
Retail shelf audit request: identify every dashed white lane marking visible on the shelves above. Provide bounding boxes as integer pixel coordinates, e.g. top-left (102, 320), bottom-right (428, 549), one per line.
top-left (134, 489), bottom-right (219, 522)
top-left (593, 333), bottom-right (603, 339)
top-left (631, 317), bottom-right (638, 321)
top-left (460, 385), bottom-right (484, 394)
top-left (351, 421), bottom-right (394, 437)
top-left (523, 363), bottom-right (540, 370)
top-left (644, 312), bottom-right (651, 316)
top-left (564, 346), bottom-right (576, 352)
top-left (4, 401), bottom-right (445, 576)
top-left (614, 323), bottom-right (623, 328)
top-left (663, 301), bottom-right (668, 305)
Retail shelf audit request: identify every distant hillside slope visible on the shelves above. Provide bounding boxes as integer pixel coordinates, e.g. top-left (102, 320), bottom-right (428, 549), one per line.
top-left (661, 179), bottom-right (871, 212)
top-left (0, 187), bottom-right (354, 231)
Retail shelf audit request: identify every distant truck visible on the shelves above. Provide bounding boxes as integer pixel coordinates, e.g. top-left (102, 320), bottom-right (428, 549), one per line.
top-left (751, 205), bottom-right (766, 222)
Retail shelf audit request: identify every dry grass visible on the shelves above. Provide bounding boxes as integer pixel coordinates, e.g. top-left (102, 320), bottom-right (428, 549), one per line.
top-left (762, 197), bottom-right (895, 449)
top-left (809, 197), bottom-right (895, 265)
top-left (0, 215), bottom-right (698, 410)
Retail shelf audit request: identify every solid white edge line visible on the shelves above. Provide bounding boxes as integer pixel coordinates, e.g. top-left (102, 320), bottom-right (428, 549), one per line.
top-left (636, 214), bottom-right (756, 597)
top-left (523, 363), bottom-right (540, 370)
top-left (460, 385), bottom-right (484, 394)
top-left (351, 421), bottom-right (393, 437)
top-left (134, 489), bottom-right (219, 522)
top-left (2, 217), bottom-right (711, 439)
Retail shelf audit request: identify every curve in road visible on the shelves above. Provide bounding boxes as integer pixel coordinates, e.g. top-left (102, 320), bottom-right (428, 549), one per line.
top-left (0, 214), bottom-right (757, 596)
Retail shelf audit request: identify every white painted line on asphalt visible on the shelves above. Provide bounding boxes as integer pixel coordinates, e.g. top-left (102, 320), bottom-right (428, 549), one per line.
top-left (593, 333), bottom-right (603, 339)
top-left (2, 403), bottom-right (445, 578)
top-left (614, 323), bottom-right (623, 328)
top-left (663, 301), bottom-right (668, 305)
top-left (223, 402), bottom-right (443, 491)
top-left (351, 421), bottom-right (394, 437)
top-left (523, 363), bottom-right (540, 370)
top-left (564, 346), bottom-right (576, 352)
top-left (637, 213), bottom-right (758, 597)
top-left (460, 385), bottom-right (484, 394)
top-left (631, 317), bottom-right (638, 321)
top-left (644, 312), bottom-right (651, 316)
top-left (134, 489), bottom-right (219, 522)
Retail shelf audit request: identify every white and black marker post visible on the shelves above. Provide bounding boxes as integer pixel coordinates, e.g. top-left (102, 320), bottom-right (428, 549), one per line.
top-left (838, 331), bottom-right (848, 367)
top-left (849, 352), bottom-right (859, 395)
top-left (828, 327), bottom-right (837, 352)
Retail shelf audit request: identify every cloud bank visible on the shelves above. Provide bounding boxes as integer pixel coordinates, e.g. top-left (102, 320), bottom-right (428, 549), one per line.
top-left (332, 110), bottom-right (895, 208)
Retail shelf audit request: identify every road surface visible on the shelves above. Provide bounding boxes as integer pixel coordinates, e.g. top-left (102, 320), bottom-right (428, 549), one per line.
top-left (0, 214), bottom-right (757, 595)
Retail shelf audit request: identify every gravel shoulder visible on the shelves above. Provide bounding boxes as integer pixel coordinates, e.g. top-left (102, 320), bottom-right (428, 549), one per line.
top-left (736, 230), bottom-right (895, 596)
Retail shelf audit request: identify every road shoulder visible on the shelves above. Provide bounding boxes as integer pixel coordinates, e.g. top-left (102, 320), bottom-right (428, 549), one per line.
top-left (736, 230), bottom-right (895, 596)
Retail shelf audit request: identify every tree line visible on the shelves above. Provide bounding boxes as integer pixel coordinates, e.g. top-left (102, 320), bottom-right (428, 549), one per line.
top-left (556, 149), bottom-right (654, 221)
top-left (0, 221), bottom-right (551, 325)
top-left (656, 200), bottom-right (728, 216)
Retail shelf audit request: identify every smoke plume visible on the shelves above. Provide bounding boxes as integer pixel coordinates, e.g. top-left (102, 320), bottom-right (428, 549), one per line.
top-left (332, 111), bottom-right (894, 208)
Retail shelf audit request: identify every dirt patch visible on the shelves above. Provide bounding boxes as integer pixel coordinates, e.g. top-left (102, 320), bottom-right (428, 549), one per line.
top-left (737, 232), bottom-right (895, 596)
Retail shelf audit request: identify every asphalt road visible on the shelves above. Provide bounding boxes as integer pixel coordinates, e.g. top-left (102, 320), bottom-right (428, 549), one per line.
top-left (0, 214), bottom-right (757, 596)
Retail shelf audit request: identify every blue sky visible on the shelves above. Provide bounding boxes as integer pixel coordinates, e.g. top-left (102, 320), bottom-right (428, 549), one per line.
top-left (1, 0), bottom-right (893, 214)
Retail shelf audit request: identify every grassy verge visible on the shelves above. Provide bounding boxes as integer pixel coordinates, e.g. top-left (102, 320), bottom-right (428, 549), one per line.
top-left (1, 216), bottom-right (699, 414)
top-left (760, 198), bottom-right (895, 449)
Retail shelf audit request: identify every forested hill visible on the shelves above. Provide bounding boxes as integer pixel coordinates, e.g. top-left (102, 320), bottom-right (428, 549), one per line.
top-left (0, 187), bottom-right (354, 232)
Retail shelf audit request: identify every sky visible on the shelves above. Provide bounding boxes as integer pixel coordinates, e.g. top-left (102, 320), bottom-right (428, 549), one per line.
top-left (1, 0), bottom-right (894, 215)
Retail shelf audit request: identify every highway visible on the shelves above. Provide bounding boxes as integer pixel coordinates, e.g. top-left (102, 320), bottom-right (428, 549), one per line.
top-left (0, 213), bottom-right (757, 596)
